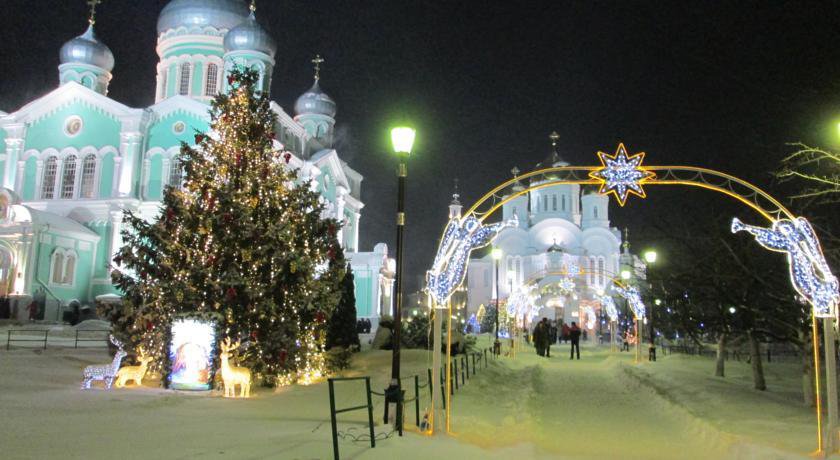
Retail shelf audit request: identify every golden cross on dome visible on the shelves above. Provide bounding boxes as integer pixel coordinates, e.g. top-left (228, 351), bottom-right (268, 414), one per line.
top-left (312, 54), bottom-right (325, 80)
top-left (87, 0), bottom-right (102, 25)
top-left (250, 1), bottom-right (256, 13)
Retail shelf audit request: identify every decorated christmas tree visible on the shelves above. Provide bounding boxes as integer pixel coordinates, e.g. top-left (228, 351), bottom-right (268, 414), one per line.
top-left (325, 265), bottom-right (360, 351)
top-left (107, 68), bottom-right (345, 386)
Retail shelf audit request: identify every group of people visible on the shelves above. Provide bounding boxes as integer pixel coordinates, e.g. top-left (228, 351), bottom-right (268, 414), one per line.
top-left (531, 318), bottom-right (582, 359)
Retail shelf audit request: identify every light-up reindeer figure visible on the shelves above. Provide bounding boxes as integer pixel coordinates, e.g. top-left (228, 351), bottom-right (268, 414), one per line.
top-left (81, 335), bottom-right (127, 390)
top-left (115, 347), bottom-right (153, 388)
top-left (731, 217), bottom-right (840, 317)
top-left (219, 337), bottom-right (251, 398)
top-left (427, 215), bottom-right (517, 304)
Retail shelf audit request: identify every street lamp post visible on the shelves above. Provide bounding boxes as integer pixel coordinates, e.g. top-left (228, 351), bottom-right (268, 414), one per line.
top-left (492, 248), bottom-right (503, 355)
top-left (644, 250), bottom-right (657, 362)
top-left (384, 126), bottom-right (415, 433)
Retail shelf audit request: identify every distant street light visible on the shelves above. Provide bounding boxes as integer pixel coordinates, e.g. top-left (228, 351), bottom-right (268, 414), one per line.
top-left (385, 125), bottom-right (415, 433)
top-left (492, 247), bottom-right (503, 355)
top-left (621, 269), bottom-right (632, 280)
top-left (645, 249), bottom-right (658, 362)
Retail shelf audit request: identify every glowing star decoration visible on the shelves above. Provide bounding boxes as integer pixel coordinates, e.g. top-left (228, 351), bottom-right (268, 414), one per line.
top-left (732, 217), bottom-right (840, 318)
top-left (169, 319), bottom-right (217, 391)
top-left (427, 215), bottom-right (517, 305)
top-left (589, 143), bottom-right (656, 206)
top-left (599, 295), bottom-right (619, 322)
top-left (558, 277), bottom-right (576, 295)
top-left (615, 285), bottom-right (646, 319)
top-left (81, 335), bottom-right (126, 390)
top-left (219, 337), bottom-right (252, 398)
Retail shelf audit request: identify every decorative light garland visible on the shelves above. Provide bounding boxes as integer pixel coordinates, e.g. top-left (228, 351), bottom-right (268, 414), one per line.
top-left (599, 294), bottom-right (619, 322)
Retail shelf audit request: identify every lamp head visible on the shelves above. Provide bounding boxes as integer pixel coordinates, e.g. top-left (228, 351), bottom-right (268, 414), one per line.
top-left (391, 127), bottom-right (416, 155)
top-left (643, 250), bottom-right (658, 264)
top-left (621, 269), bottom-right (632, 280)
top-left (491, 248), bottom-right (503, 260)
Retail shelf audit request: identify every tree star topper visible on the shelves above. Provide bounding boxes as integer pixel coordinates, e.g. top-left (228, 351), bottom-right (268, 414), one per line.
top-left (589, 143), bottom-right (656, 206)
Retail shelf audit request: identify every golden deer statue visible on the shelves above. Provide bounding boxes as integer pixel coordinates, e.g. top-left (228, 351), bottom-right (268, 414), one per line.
top-left (219, 338), bottom-right (251, 398)
top-left (115, 348), bottom-right (153, 388)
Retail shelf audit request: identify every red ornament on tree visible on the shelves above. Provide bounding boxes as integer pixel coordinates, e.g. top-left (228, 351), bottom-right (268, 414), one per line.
top-left (327, 247), bottom-right (336, 261)
top-left (225, 287), bottom-right (237, 300)
top-left (315, 311), bottom-right (326, 324)
top-left (283, 152), bottom-right (292, 164)
top-left (166, 208), bottom-right (175, 221)
top-left (250, 330), bottom-right (258, 341)
top-left (195, 133), bottom-right (205, 144)
top-left (279, 349), bottom-right (288, 366)
top-left (227, 74), bottom-right (235, 86)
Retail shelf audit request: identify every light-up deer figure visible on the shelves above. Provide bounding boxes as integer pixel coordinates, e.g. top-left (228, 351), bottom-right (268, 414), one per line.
top-left (732, 217), bottom-right (840, 317)
top-left (81, 335), bottom-right (126, 390)
top-left (427, 215), bottom-right (516, 304)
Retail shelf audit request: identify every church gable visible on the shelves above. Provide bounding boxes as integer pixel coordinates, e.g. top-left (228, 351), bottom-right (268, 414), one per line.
top-left (24, 102), bottom-right (122, 151)
top-left (147, 97), bottom-right (210, 150)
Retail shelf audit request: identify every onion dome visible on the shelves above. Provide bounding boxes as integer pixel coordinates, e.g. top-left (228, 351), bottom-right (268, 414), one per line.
top-left (294, 80), bottom-right (337, 118)
top-left (59, 24), bottom-right (114, 72)
top-left (536, 131), bottom-right (569, 169)
top-left (157, 0), bottom-right (250, 34)
top-left (224, 11), bottom-right (277, 57)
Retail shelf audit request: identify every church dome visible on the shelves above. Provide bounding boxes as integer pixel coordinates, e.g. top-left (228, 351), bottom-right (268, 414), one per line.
top-left (59, 24), bottom-right (115, 72)
top-left (224, 12), bottom-right (276, 57)
top-left (294, 80), bottom-right (337, 118)
top-left (157, 0), bottom-right (250, 34)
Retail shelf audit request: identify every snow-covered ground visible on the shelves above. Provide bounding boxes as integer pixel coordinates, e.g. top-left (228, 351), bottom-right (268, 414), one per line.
top-left (0, 334), bottom-right (822, 459)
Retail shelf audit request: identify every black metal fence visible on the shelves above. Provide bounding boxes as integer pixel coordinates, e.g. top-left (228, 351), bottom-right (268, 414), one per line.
top-left (326, 347), bottom-right (496, 460)
top-left (4, 329), bottom-right (110, 350)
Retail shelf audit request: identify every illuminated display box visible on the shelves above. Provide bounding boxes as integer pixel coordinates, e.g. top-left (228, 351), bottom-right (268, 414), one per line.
top-left (168, 318), bottom-right (217, 391)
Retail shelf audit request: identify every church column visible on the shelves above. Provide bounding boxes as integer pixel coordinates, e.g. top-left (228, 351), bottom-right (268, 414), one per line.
top-left (14, 161), bottom-right (25, 194)
top-left (117, 131), bottom-right (142, 198)
top-left (34, 160), bottom-right (45, 199)
top-left (352, 212), bottom-right (360, 253)
top-left (335, 186), bottom-right (346, 245)
top-left (3, 124), bottom-right (25, 190)
top-left (108, 209), bottom-right (123, 268)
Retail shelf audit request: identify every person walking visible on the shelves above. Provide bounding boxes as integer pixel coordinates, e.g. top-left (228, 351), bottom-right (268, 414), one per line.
top-left (569, 322), bottom-right (581, 360)
top-left (561, 322), bottom-right (570, 344)
top-left (622, 330), bottom-right (631, 352)
top-left (533, 319), bottom-right (546, 356)
top-left (543, 318), bottom-right (553, 358)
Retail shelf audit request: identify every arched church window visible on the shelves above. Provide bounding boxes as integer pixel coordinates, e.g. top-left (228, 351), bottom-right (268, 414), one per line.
top-left (80, 154), bottom-right (97, 199)
top-left (543, 195), bottom-right (548, 211)
top-left (179, 62), bottom-right (191, 96)
top-left (51, 250), bottom-right (64, 284)
top-left (552, 195), bottom-right (557, 211)
top-left (63, 253), bottom-right (76, 285)
top-left (561, 194), bottom-right (566, 211)
top-left (61, 155), bottom-right (78, 199)
top-left (205, 63), bottom-right (218, 96)
top-left (41, 156), bottom-right (58, 199)
top-left (168, 158), bottom-right (182, 190)
top-left (81, 75), bottom-right (93, 89)
top-left (594, 206), bottom-right (599, 219)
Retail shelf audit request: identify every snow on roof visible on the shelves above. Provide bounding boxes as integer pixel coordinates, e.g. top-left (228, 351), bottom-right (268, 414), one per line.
top-left (15, 206), bottom-right (100, 240)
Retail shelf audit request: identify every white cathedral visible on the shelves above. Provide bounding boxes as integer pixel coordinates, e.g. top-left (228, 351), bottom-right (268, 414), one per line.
top-left (465, 136), bottom-right (647, 334)
top-left (0, 0), bottom-right (394, 324)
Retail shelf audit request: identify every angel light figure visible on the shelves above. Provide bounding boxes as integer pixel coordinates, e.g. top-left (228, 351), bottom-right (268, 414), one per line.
top-left (732, 217), bottom-right (839, 317)
top-left (427, 215), bottom-right (516, 305)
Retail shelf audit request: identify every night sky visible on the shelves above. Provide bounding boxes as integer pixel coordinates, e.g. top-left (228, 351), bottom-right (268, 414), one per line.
top-left (2, 1), bottom-right (840, 292)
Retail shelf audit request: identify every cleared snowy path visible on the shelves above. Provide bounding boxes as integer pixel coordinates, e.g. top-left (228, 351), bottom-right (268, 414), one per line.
top-left (0, 340), bottom-right (814, 459)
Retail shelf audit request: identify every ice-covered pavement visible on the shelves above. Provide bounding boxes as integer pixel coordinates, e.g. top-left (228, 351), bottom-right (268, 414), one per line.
top-left (0, 338), bottom-right (817, 459)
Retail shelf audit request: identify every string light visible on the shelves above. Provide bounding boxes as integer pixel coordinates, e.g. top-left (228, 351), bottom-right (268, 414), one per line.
top-left (598, 294), bottom-right (619, 322)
